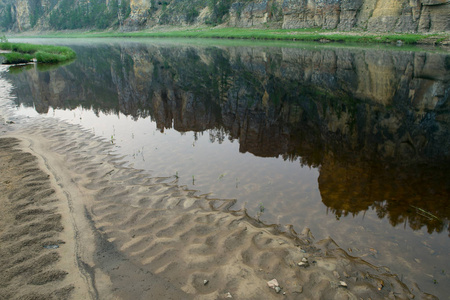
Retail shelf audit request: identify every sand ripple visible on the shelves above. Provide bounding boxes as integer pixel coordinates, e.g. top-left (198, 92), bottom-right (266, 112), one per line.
top-left (0, 68), bottom-right (436, 299)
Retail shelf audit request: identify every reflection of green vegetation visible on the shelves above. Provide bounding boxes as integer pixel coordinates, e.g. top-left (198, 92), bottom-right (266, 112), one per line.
top-left (8, 64), bottom-right (34, 74)
top-left (320, 161), bottom-right (449, 235)
top-left (37, 60), bottom-right (75, 72)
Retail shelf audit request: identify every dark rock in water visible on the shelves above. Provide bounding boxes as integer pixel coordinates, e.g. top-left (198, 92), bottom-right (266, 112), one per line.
top-left (0, 56), bottom-right (5, 64)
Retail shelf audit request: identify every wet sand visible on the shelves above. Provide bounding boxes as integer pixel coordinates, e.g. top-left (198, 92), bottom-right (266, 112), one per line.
top-left (0, 67), bottom-right (438, 299)
top-left (0, 119), bottom-right (440, 299)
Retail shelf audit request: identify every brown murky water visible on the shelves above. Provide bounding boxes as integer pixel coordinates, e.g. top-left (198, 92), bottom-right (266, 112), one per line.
top-left (5, 38), bottom-right (450, 298)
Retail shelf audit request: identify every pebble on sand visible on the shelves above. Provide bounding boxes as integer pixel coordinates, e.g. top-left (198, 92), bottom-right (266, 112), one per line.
top-left (298, 257), bottom-right (309, 267)
top-left (267, 279), bottom-right (279, 288)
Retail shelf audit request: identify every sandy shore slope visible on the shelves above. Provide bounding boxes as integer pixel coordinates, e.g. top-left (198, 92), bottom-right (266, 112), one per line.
top-left (0, 100), bottom-right (438, 299)
top-left (0, 137), bottom-right (91, 300)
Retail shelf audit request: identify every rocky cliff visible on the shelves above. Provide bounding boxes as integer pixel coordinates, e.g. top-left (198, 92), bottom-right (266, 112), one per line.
top-left (0, 0), bottom-right (449, 33)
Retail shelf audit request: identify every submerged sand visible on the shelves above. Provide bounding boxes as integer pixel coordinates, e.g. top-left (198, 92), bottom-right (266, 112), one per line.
top-left (0, 79), bottom-right (438, 299)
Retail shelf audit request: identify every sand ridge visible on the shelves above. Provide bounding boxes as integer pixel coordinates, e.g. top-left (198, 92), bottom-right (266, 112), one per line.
top-left (0, 137), bottom-right (91, 300)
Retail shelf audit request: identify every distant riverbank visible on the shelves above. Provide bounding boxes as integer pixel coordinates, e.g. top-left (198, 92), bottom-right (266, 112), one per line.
top-left (8, 26), bottom-right (450, 46)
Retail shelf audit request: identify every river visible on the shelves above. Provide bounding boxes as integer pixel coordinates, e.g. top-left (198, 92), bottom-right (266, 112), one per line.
top-left (4, 38), bottom-right (450, 298)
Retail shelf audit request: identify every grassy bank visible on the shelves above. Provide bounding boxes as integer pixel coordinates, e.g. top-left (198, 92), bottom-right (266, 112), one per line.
top-left (0, 42), bottom-right (76, 64)
top-left (25, 27), bottom-right (450, 45)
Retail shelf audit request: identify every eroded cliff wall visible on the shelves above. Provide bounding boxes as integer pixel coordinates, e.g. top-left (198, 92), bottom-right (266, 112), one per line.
top-left (229, 0), bottom-right (450, 32)
top-left (1, 0), bottom-right (449, 33)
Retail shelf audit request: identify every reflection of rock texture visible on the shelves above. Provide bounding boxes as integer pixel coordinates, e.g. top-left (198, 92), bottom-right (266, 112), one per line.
top-left (318, 156), bottom-right (450, 234)
top-left (10, 44), bottom-right (450, 164)
top-left (8, 42), bottom-right (450, 232)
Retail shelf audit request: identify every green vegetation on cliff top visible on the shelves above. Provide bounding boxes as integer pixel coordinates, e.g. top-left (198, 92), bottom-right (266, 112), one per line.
top-left (16, 27), bottom-right (449, 45)
top-left (0, 42), bottom-right (76, 64)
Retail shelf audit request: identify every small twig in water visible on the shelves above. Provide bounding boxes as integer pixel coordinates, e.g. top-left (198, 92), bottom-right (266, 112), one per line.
top-left (410, 205), bottom-right (442, 222)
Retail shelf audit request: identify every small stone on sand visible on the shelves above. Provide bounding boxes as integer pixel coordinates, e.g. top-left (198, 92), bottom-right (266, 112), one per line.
top-left (267, 279), bottom-right (279, 288)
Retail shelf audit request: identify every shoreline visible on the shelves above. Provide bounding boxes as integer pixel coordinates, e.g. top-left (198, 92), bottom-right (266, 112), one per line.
top-left (6, 26), bottom-right (450, 47)
top-left (0, 137), bottom-right (92, 299)
top-left (0, 71), bottom-right (439, 299)
top-left (0, 132), bottom-right (437, 299)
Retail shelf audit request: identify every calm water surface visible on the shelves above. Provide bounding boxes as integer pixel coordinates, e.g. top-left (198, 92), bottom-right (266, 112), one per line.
top-left (6, 38), bottom-right (450, 298)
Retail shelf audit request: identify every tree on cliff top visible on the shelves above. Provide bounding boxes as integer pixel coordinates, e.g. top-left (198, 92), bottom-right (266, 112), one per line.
top-left (207, 0), bottom-right (233, 25)
top-left (0, 0), bottom-right (131, 31)
top-left (49, 0), bottom-right (130, 29)
top-left (0, 3), bottom-right (14, 31)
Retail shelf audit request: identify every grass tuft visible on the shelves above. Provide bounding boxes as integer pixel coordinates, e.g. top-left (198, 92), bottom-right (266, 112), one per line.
top-left (1, 52), bottom-right (34, 64)
top-left (0, 42), bottom-right (76, 65)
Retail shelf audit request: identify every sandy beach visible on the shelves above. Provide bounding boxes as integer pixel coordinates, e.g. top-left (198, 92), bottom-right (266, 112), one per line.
top-left (0, 116), bottom-right (439, 300)
top-left (0, 72), bottom-right (438, 299)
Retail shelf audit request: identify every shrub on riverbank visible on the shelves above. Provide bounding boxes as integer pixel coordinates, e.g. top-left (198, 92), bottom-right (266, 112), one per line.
top-left (0, 42), bottom-right (76, 64)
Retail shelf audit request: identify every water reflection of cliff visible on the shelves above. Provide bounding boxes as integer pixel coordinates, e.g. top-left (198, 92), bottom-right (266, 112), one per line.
top-left (9, 42), bottom-right (450, 234)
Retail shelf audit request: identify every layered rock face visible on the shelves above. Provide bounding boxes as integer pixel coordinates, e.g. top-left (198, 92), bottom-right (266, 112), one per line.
top-left (124, 0), bottom-right (153, 30)
top-left (1, 0), bottom-right (57, 31)
top-left (229, 0), bottom-right (450, 32)
top-left (1, 0), bottom-right (449, 32)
